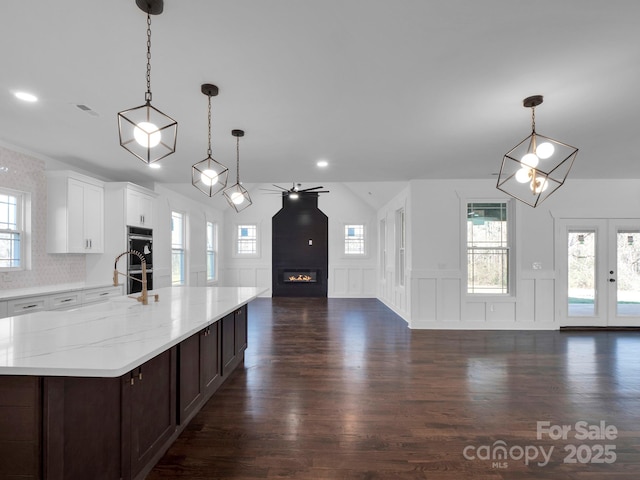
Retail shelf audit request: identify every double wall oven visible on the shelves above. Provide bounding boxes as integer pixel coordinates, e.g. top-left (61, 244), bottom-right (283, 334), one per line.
top-left (127, 226), bottom-right (153, 294)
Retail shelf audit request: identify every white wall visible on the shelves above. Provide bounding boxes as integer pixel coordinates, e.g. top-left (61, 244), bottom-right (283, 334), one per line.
top-left (377, 178), bottom-right (640, 329)
top-left (153, 185), bottom-right (225, 288)
top-left (84, 183), bottom-right (225, 290)
top-left (221, 182), bottom-right (379, 297)
top-left (0, 145), bottom-right (86, 289)
top-left (376, 185), bottom-right (410, 320)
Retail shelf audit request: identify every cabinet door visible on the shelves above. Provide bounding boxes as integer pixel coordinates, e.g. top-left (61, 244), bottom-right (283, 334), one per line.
top-left (127, 348), bottom-right (176, 478)
top-left (67, 179), bottom-right (86, 252)
top-left (178, 333), bottom-right (202, 424)
top-left (44, 377), bottom-right (122, 480)
top-left (202, 322), bottom-right (221, 396)
top-left (83, 182), bottom-right (104, 252)
top-left (235, 306), bottom-right (248, 354)
top-left (138, 193), bottom-right (154, 227)
top-left (178, 325), bottom-right (222, 424)
top-left (0, 376), bottom-right (41, 480)
top-left (221, 312), bottom-right (236, 375)
top-left (126, 189), bottom-right (154, 228)
top-left (67, 178), bottom-right (104, 253)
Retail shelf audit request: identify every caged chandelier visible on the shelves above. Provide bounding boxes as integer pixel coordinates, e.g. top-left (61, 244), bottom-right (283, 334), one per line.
top-left (118, 0), bottom-right (177, 164)
top-left (496, 95), bottom-right (578, 208)
top-left (192, 84), bottom-right (229, 197)
top-left (223, 129), bottom-right (252, 212)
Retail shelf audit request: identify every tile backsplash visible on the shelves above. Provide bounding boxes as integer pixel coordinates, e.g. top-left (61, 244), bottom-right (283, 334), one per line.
top-left (0, 145), bottom-right (85, 289)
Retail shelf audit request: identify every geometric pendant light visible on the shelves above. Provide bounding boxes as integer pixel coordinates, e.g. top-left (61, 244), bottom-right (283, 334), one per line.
top-left (496, 95), bottom-right (578, 207)
top-left (223, 129), bottom-right (253, 212)
top-left (118, 0), bottom-right (177, 164)
top-left (192, 84), bottom-right (229, 197)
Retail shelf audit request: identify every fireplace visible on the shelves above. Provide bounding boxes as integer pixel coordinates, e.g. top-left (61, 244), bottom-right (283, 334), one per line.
top-left (272, 193), bottom-right (328, 297)
top-left (283, 270), bottom-right (318, 283)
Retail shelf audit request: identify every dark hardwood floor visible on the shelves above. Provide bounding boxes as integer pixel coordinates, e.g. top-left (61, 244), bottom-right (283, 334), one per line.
top-left (147, 297), bottom-right (640, 479)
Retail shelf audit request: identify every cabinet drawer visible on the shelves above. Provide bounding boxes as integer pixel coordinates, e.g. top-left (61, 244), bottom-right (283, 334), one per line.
top-left (82, 285), bottom-right (122, 304)
top-left (49, 292), bottom-right (82, 310)
top-left (0, 301), bottom-right (7, 319)
top-left (7, 296), bottom-right (49, 316)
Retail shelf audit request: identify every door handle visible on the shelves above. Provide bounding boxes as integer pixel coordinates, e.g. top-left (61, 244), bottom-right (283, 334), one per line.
top-left (609, 278), bottom-right (616, 283)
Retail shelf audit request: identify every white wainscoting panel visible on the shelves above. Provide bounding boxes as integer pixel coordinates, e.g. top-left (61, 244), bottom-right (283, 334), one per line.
top-left (407, 270), bottom-right (557, 329)
top-left (330, 266), bottom-right (376, 297)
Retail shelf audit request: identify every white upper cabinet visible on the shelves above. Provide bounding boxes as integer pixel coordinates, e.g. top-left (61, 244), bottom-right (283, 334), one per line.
top-left (126, 186), bottom-right (155, 228)
top-left (47, 171), bottom-right (104, 254)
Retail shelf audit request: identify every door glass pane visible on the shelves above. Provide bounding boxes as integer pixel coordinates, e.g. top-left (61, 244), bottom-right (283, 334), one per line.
top-left (616, 231), bottom-right (640, 316)
top-left (568, 231), bottom-right (596, 316)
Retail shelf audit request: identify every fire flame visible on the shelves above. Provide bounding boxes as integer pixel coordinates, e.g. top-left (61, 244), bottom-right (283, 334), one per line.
top-left (288, 274), bottom-right (313, 282)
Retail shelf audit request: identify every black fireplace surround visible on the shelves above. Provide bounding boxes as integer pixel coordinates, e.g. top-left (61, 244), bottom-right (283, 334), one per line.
top-left (272, 193), bottom-right (328, 297)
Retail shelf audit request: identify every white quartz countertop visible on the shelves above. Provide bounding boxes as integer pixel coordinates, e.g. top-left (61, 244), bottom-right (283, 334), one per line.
top-left (0, 286), bottom-right (265, 377)
top-left (0, 282), bottom-right (116, 301)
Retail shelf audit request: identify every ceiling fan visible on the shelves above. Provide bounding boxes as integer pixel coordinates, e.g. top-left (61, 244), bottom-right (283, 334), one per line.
top-left (260, 182), bottom-right (330, 198)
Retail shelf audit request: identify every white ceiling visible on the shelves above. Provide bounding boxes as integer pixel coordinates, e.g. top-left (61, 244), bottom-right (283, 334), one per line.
top-left (1, 1), bottom-right (639, 206)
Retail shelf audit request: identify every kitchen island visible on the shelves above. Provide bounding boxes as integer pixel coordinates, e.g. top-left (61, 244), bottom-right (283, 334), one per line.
top-left (0, 286), bottom-right (264, 480)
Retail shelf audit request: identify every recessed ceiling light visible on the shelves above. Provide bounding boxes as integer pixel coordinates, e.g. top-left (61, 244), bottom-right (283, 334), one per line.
top-left (14, 91), bottom-right (38, 102)
top-left (317, 160), bottom-right (329, 168)
top-left (148, 163), bottom-right (161, 169)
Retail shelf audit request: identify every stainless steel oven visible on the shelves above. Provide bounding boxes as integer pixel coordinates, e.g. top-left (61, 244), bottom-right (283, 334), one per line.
top-left (127, 227), bottom-right (153, 294)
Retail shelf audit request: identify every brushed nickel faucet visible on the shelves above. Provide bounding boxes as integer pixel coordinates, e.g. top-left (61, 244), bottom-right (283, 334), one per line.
top-left (113, 250), bottom-right (158, 305)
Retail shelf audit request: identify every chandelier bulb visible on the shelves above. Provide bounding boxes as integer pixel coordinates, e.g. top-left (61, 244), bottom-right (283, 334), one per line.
top-left (230, 191), bottom-right (245, 205)
top-left (133, 122), bottom-right (161, 148)
top-left (200, 169), bottom-right (219, 187)
top-left (536, 142), bottom-right (555, 159)
top-left (521, 152), bottom-right (539, 168)
top-left (515, 167), bottom-right (532, 183)
top-left (530, 177), bottom-right (549, 194)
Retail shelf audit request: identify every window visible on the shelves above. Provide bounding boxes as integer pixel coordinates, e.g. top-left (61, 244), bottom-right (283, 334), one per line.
top-left (467, 202), bottom-right (510, 294)
top-left (171, 211), bottom-right (185, 285)
top-left (236, 224), bottom-right (257, 256)
top-left (380, 218), bottom-right (386, 279)
top-left (344, 224), bottom-right (365, 255)
top-left (206, 221), bottom-right (217, 282)
top-left (396, 209), bottom-right (405, 287)
top-left (0, 189), bottom-right (24, 269)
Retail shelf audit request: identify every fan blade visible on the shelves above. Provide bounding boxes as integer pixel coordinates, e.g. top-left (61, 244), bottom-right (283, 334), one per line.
top-left (299, 186), bottom-right (324, 192)
top-left (272, 184), bottom-right (288, 191)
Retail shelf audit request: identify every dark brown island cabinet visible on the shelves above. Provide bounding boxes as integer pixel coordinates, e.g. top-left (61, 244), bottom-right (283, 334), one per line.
top-left (0, 305), bottom-right (249, 480)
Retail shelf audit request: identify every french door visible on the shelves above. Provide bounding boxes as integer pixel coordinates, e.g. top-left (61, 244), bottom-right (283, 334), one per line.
top-left (556, 219), bottom-right (640, 327)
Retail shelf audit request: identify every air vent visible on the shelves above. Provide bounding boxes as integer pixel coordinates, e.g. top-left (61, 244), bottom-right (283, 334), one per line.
top-left (75, 104), bottom-right (99, 117)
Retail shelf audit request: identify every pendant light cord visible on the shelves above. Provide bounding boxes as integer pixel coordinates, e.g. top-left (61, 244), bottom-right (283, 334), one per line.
top-left (207, 95), bottom-right (212, 157)
top-left (145, 13), bottom-right (152, 102)
top-left (530, 106), bottom-right (536, 134)
top-left (236, 136), bottom-right (240, 184)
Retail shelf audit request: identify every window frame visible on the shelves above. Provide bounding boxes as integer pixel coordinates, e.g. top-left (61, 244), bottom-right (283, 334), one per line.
top-left (343, 223), bottom-right (367, 257)
top-left (171, 210), bottom-right (186, 286)
top-left (379, 218), bottom-right (386, 280)
top-left (0, 188), bottom-right (28, 271)
top-left (465, 200), bottom-right (515, 297)
top-left (206, 220), bottom-right (218, 283)
top-left (395, 208), bottom-right (405, 287)
top-left (234, 223), bottom-right (259, 258)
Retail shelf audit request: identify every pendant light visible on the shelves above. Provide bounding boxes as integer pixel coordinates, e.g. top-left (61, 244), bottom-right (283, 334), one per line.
top-left (497, 95), bottom-right (578, 207)
top-left (192, 84), bottom-right (229, 196)
top-left (118, 0), bottom-right (177, 164)
top-left (223, 130), bottom-right (252, 212)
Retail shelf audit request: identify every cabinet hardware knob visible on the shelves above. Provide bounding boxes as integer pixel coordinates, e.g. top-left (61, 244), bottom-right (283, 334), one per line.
top-left (138, 372), bottom-right (143, 380)
top-left (130, 377), bottom-right (135, 386)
